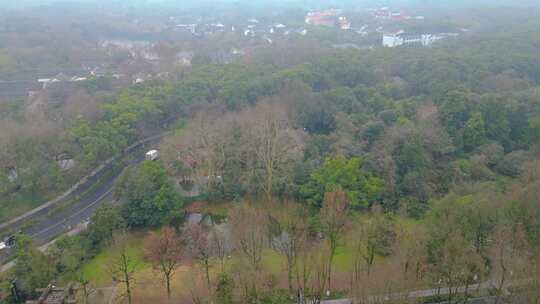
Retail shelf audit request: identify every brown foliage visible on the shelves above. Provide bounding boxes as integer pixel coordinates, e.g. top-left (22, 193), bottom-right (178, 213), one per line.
top-left (184, 223), bottom-right (212, 289)
top-left (144, 227), bottom-right (183, 298)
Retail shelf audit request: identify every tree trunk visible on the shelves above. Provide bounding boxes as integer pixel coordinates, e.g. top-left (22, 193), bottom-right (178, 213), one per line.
top-left (125, 273), bottom-right (132, 304)
top-left (327, 237), bottom-right (337, 291)
top-left (205, 259), bottom-right (211, 290)
top-left (287, 258), bottom-right (293, 292)
top-left (166, 275), bottom-right (171, 298)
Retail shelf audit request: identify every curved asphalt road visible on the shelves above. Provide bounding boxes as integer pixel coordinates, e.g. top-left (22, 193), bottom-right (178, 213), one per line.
top-left (23, 152), bottom-right (147, 242)
top-left (0, 133), bottom-right (163, 258)
top-left (0, 131), bottom-right (170, 268)
top-left (0, 151), bottom-right (147, 268)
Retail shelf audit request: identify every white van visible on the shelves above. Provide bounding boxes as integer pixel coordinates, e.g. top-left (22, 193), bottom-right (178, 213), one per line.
top-left (145, 149), bottom-right (159, 161)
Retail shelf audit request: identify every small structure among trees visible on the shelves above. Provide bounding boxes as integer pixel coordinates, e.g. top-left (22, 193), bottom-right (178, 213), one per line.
top-left (25, 283), bottom-right (78, 304)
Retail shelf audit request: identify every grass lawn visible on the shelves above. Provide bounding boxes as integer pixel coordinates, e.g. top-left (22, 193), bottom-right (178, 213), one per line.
top-left (81, 232), bottom-right (150, 287)
top-left (74, 206), bottom-right (425, 301)
top-left (262, 249), bottom-right (285, 275)
top-left (333, 244), bottom-right (355, 272)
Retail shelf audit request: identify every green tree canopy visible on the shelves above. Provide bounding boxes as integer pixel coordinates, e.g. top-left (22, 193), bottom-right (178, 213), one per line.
top-left (463, 112), bottom-right (487, 152)
top-left (115, 161), bottom-right (183, 228)
top-left (301, 155), bottom-right (383, 209)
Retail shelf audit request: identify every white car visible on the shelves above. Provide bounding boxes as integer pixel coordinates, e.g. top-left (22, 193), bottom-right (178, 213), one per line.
top-left (0, 242), bottom-right (6, 250)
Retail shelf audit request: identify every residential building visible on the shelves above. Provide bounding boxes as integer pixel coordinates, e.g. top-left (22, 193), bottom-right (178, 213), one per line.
top-left (176, 51), bottom-right (194, 66)
top-left (305, 9), bottom-right (342, 27)
top-left (382, 32), bottom-right (458, 47)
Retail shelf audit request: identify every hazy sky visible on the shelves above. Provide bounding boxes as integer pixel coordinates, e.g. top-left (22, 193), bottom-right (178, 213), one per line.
top-left (4, 0), bottom-right (540, 10)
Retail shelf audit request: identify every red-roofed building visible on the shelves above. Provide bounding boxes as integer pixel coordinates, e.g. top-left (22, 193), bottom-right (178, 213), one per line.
top-left (305, 9), bottom-right (342, 27)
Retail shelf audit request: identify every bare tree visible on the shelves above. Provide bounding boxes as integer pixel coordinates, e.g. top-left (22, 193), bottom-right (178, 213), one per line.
top-left (353, 220), bottom-right (378, 279)
top-left (489, 224), bottom-right (530, 303)
top-left (75, 271), bottom-right (94, 304)
top-left (351, 259), bottom-right (417, 304)
top-left (240, 102), bottom-right (303, 202)
top-left (143, 227), bottom-right (183, 299)
top-left (160, 113), bottom-right (229, 185)
top-left (320, 189), bottom-right (350, 291)
top-left (394, 224), bottom-right (427, 282)
top-left (525, 249), bottom-right (540, 304)
top-left (229, 204), bottom-right (269, 301)
top-left (431, 234), bottom-right (485, 303)
top-left (294, 228), bottom-right (316, 303)
top-left (108, 232), bottom-right (137, 304)
top-left (229, 204), bottom-right (269, 271)
top-left (269, 201), bottom-right (309, 292)
top-left (184, 223), bottom-right (212, 290)
top-left (160, 102), bottom-right (303, 201)
top-left (209, 224), bottom-right (230, 273)
top-left (310, 244), bottom-right (331, 304)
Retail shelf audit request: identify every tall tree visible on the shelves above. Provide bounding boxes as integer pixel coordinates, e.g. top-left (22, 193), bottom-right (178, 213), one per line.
top-left (320, 189), bottom-right (350, 290)
top-left (13, 235), bottom-right (55, 297)
top-left (115, 161), bottom-right (182, 227)
top-left (269, 201), bottom-right (309, 292)
top-left (240, 102), bottom-right (304, 202)
top-left (184, 223), bottom-right (212, 290)
top-left (161, 113), bottom-right (228, 186)
top-left (463, 112), bottom-right (487, 152)
top-left (351, 210), bottom-right (395, 278)
top-left (229, 205), bottom-right (268, 271)
top-left (87, 205), bottom-right (126, 250)
top-left (439, 90), bottom-right (471, 138)
top-left (430, 234), bottom-right (485, 303)
top-left (144, 227), bottom-right (183, 298)
top-left (229, 204), bottom-right (269, 301)
top-left (488, 224), bottom-right (530, 303)
top-left (108, 233), bottom-right (137, 304)
top-left (209, 225), bottom-right (230, 272)
top-left (302, 155), bottom-right (383, 208)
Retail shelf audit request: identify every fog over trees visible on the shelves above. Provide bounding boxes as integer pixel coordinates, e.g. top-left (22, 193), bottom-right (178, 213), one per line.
top-left (1, 0), bottom-right (540, 303)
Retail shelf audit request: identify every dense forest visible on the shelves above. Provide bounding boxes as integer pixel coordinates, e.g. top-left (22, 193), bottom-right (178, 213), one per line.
top-left (1, 5), bottom-right (540, 304)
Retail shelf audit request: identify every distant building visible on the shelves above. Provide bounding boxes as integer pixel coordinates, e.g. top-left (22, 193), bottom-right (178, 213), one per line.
top-left (231, 48), bottom-right (246, 56)
top-left (7, 169), bottom-right (17, 183)
top-left (305, 9), bottom-right (342, 27)
top-left (175, 24), bottom-right (196, 34)
top-left (176, 51), bottom-right (194, 66)
top-left (374, 7), bottom-right (390, 19)
top-left (374, 7), bottom-right (410, 21)
top-left (332, 43), bottom-right (362, 50)
top-left (382, 32), bottom-right (458, 48)
top-left (90, 67), bottom-right (107, 77)
top-left (58, 159), bottom-right (76, 171)
top-left (140, 50), bottom-right (159, 61)
top-left (338, 16), bottom-right (351, 30)
top-left (132, 73), bottom-right (148, 84)
top-left (37, 73), bottom-right (88, 89)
